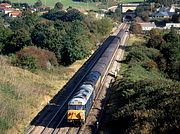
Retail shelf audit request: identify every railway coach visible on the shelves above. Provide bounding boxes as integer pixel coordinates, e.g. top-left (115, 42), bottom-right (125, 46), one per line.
top-left (67, 29), bottom-right (125, 125)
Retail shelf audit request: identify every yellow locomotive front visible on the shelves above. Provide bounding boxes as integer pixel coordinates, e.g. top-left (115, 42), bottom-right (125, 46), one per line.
top-left (67, 99), bottom-right (86, 124)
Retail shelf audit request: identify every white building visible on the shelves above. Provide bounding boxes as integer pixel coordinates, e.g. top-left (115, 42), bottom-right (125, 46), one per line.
top-left (139, 22), bottom-right (156, 31)
top-left (164, 23), bottom-right (180, 29)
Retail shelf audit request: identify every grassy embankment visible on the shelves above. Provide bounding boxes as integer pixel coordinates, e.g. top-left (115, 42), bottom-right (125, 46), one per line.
top-left (100, 34), bottom-right (180, 133)
top-left (0, 55), bottom-right (86, 134)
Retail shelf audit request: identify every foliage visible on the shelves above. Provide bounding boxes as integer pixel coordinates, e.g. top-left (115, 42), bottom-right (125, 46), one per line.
top-left (1, 1), bottom-right (113, 66)
top-left (129, 22), bottom-right (142, 34)
top-left (154, 27), bottom-right (180, 80)
top-left (107, 79), bottom-right (180, 133)
top-left (112, 4), bottom-right (122, 22)
top-left (54, 2), bottom-right (64, 10)
top-left (3, 28), bottom-right (31, 54)
top-left (102, 28), bottom-right (180, 133)
top-left (0, 18), bottom-right (12, 54)
top-left (147, 0), bottom-right (180, 6)
top-left (9, 10), bottom-right (39, 31)
top-left (31, 20), bottom-right (93, 65)
top-left (139, 11), bottom-right (150, 22)
top-left (163, 27), bottom-right (179, 43)
top-left (60, 21), bottom-right (92, 64)
top-left (33, 0), bottom-right (42, 8)
top-left (15, 46), bottom-right (58, 70)
top-left (43, 8), bottom-right (84, 22)
top-left (15, 54), bottom-right (37, 71)
top-left (172, 13), bottom-right (180, 23)
top-left (126, 44), bottom-right (160, 64)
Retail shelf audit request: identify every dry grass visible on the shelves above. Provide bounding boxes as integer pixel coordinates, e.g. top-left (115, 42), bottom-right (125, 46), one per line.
top-left (0, 55), bottom-right (86, 134)
top-left (127, 34), bottom-right (146, 46)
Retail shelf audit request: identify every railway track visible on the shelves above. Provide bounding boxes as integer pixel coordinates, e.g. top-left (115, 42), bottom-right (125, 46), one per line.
top-left (26, 24), bottom-right (125, 134)
top-left (78, 24), bottom-right (129, 134)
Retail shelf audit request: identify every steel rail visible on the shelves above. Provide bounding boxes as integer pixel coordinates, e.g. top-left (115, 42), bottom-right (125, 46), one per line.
top-left (54, 24), bottom-right (127, 134)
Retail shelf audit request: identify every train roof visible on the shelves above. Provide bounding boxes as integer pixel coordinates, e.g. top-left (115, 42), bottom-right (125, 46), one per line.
top-left (68, 84), bottom-right (94, 105)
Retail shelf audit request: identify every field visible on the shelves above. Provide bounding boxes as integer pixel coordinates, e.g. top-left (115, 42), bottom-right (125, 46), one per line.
top-left (0, 55), bottom-right (86, 133)
top-left (121, 0), bottom-right (144, 2)
top-left (10, 0), bottom-right (98, 10)
top-left (10, 0), bottom-right (144, 9)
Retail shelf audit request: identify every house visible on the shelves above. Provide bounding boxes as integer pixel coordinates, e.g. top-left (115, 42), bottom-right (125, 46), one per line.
top-left (0, 3), bottom-right (12, 8)
top-left (96, 13), bottom-right (105, 19)
top-left (164, 23), bottom-right (180, 29)
top-left (36, 6), bottom-right (50, 12)
top-left (8, 10), bottom-right (21, 17)
top-left (78, 9), bottom-right (88, 15)
top-left (152, 6), bottom-right (175, 18)
top-left (1, 8), bottom-right (14, 14)
top-left (138, 22), bottom-right (156, 31)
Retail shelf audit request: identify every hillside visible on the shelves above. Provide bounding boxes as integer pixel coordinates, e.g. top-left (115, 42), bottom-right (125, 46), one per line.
top-left (0, 55), bottom-right (86, 134)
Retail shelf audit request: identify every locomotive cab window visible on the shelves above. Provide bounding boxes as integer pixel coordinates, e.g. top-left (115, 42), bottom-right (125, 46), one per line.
top-left (68, 105), bottom-right (84, 110)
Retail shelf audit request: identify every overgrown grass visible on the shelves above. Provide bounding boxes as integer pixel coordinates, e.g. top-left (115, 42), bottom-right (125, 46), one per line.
top-left (0, 55), bottom-right (86, 133)
top-left (127, 34), bottom-right (146, 46)
top-left (10, 0), bottom-right (98, 9)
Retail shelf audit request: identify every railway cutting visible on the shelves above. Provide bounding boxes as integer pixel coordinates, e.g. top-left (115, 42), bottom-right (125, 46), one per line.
top-left (26, 23), bottom-right (129, 134)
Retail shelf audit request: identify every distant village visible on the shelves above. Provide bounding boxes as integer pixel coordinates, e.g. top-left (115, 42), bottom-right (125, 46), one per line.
top-left (138, 5), bottom-right (180, 31)
top-left (0, 2), bottom-right (50, 18)
top-left (0, 1), bottom-right (179, 32)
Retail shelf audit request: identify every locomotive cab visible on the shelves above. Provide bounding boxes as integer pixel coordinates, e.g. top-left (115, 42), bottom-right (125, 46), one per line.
top-left (67, 84), bottom-right (94, 125)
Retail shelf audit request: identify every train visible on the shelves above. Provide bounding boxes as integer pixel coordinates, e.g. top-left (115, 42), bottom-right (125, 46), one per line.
top-left (67, 28), bottom-right (126, 125)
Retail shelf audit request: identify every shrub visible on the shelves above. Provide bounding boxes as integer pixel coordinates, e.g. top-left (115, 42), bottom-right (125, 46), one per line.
top-left (15, 46), bottom-right (58, 70)
top-left (129, 22), bottom-right (142, 34)
top-left (126, 45), bottom-right (160, 64)
top-left (142, 60), bottom-right (158, 71)
top-left (16, 55), bottom-right (37, 71)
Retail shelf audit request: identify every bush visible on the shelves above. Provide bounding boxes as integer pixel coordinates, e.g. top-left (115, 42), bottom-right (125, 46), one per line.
top-left (15, 46), bottom-right (58, 70)
top-left (142, 60), bottom-right (158, 71)
top-left (16, 55), bottom-right (37, 71)
top-left (129, 22), bottom-right (142, 34)
top-left (126, 45), bottom-right (160, 64)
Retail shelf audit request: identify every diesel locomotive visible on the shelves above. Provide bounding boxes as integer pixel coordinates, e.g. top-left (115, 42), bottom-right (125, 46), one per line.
top-left (67, 28), bottom-right (126, 125)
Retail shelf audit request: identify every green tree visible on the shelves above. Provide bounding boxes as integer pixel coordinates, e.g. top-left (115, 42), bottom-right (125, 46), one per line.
top-left (113, 4), bottom-right (122, 22)
top-left (164, 26), bottom-right (179, 43)
top-left (21, 10), bottom-right (39, 28)
top-left (129, 23), bottom-right (142, 34)
top-left (4, 28), bottom-right (31, 54)
top-left (96, 17), bottom-right (113, 36)
top-left (31, 21), bottom-right (65, 62)
top-left (64, 8), bottom-right (84, 22)
top-left (15, 55), bottom-right (37, 71)
top-left (34, 0), bottom-right (42, 8)
top-left (54, 2), bottom-right (63, 10)
top-left (61, 21), bottom-right (92, 64)
top-left (0, 18), bottom-right (12, 53)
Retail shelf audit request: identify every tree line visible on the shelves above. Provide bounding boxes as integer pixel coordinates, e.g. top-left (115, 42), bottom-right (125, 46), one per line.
top-left (0, 3), bottom-right (113, 70)
top-left (147, 0), bottom-right (180, 5)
